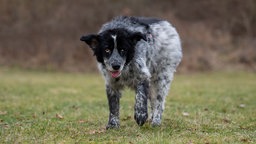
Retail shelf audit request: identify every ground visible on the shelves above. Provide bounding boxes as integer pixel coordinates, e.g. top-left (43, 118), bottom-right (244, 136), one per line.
top-left (0, 68), bottom-right (255, 143)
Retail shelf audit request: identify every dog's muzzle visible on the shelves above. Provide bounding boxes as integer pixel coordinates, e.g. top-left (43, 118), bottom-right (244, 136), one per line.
top-left (109, 64), bottom-right (122, 78)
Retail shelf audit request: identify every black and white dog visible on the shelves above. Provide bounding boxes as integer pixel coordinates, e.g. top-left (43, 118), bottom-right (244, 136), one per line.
top-left (80, 16), bottom-right (182, 129)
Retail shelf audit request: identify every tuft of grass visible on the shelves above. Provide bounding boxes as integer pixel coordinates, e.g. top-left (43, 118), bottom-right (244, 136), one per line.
top-left (0, 68), bottom-right (255, 143)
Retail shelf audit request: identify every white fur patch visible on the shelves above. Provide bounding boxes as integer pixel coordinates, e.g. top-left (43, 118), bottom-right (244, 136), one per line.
top-left (111, 35), bottom-right (117, 49)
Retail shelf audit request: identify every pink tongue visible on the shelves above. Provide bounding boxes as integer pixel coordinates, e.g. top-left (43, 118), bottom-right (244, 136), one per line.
top-left (111, 71), bottom-right (120, 78)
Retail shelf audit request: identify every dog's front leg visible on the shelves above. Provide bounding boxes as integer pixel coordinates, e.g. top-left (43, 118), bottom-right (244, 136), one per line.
top-left (106, 85), bottom-right (121, 129)
top-left (134, 80), bottom-right (149, 126)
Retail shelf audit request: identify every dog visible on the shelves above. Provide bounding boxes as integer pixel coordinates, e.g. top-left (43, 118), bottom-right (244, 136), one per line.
top-left (80, 16), bottom-right (182, 129)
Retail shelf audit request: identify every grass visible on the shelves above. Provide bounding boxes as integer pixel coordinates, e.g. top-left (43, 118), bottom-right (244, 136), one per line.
top-left (0, 68), bottom-right (255, 143)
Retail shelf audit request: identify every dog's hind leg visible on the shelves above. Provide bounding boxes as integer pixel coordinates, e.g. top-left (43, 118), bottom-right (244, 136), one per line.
top-left (150, 72), bottom-right (174, 126)
top-left (106, 85), bottom-right (121, 129)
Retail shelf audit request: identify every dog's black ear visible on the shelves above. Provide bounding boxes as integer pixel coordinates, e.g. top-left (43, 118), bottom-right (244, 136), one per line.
top-left (80, 34), bottom-right (100, 50)
top-left (130, 32), bottom-right (147, 44)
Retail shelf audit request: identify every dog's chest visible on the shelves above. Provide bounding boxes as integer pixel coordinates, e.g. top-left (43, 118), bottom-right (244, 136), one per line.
top-left (109, 66), bottom-right (139, 89)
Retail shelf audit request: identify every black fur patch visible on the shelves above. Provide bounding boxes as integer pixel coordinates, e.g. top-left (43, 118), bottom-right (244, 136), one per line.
top-left (81, 28), bottom-right (146, 65)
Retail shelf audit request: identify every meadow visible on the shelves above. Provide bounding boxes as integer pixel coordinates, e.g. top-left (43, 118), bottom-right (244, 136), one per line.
top-left (0, 68), bottom-right (255, 143)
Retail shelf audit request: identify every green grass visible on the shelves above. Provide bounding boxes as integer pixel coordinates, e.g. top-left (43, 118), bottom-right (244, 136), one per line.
top-left (0, 68), bottom-right (255, 143)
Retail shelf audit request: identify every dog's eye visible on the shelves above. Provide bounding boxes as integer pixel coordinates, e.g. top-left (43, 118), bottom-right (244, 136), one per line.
top-left (105, 49), bottom-right (111, 53)
top-left (120, 49), bottom-right (125, 55)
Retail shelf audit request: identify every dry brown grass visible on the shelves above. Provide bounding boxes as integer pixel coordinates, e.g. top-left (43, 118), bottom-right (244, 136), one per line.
top-left (0, 0), bottom-right (255, 72)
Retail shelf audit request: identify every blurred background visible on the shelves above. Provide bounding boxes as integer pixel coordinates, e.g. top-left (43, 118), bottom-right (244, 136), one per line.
top-left (0, 0), bottom-right (255, 73)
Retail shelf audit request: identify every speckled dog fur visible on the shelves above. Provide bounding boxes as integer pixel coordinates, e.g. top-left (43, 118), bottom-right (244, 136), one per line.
top-left (80, 16), bottom-right (182, 129)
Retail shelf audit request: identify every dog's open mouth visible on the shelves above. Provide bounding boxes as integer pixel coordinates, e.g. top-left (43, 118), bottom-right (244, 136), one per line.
top-left (110, 70), bottom-right (121, 78)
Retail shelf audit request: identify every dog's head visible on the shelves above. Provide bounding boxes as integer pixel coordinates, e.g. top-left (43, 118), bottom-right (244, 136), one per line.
top-left (80, 28), bottom-right (146, 78)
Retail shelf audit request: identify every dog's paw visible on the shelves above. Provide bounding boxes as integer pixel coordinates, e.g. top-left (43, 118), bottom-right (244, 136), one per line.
top-left (151, 113), bottom-right (162, 127)
top-left (134, 110), bottom-right (148, 126)
top-left (151, 120), bottom-right (161, 127)
top-left (106, 124), bottom-right (119, 130)
top-left (106, 123), bottom-right (120, 130)
top-left (106, 117), bottom-right (120, 130)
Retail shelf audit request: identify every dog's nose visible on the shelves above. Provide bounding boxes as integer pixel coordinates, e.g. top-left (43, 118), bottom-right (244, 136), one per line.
top-left (112, 65), bottom-right (121, 70)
